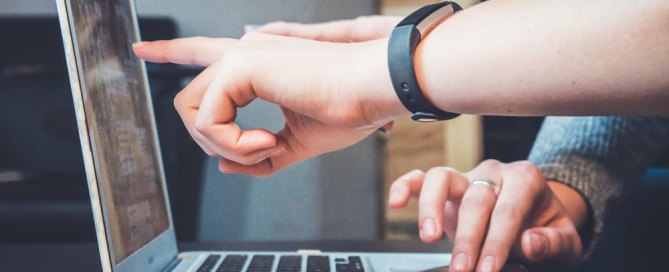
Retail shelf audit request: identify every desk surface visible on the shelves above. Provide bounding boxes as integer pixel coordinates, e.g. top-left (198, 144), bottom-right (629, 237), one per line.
top-left (0, 240), bottom-right (452, 272)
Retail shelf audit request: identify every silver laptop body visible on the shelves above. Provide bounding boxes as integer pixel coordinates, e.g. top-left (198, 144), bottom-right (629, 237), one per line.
top-left (56, 0), bottom-right (451, 271)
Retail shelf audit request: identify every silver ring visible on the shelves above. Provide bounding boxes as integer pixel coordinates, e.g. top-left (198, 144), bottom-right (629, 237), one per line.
top-left (469, 178), bottom-right (500, 195)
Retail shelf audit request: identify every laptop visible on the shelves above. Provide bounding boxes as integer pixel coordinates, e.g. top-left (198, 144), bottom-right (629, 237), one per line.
top-left (56, 0), bottom-right (453, 271)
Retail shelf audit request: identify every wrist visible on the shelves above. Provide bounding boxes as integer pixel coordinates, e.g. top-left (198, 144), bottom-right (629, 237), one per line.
top-left (548, 180), bottom-right (589, 229)
top-left (354, 38), bottom-right (410, 124)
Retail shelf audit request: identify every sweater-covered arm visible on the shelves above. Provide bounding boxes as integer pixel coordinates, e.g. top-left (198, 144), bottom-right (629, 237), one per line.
top-left (529, 116), bottom-right (669, 255)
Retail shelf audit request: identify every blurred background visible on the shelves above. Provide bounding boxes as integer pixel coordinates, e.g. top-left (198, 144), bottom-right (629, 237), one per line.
top-left (0, 0), bottom-right (543, 245)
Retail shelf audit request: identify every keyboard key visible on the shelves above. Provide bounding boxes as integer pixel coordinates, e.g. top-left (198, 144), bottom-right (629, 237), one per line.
top-left (277, 255), bottom-right (302, 272)
top-left (334, 256), bottom-right (364, 272)
top-left (215, 255), bottom-right (248, 272)
top-left (307, 255), bottom-right (330, 272)
top-left (348, 256), bottom-right (364, 271)
top-left (197, 255), bottom-right (221, 272)
top-left (246, 255), bottom-right (275, 272)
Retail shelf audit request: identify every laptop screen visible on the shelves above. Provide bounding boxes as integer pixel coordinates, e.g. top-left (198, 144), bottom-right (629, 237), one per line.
top-left (68, 0), bottom-right (170, 262)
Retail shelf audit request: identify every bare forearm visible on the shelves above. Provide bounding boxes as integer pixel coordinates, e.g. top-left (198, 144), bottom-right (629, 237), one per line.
top-left (416, 0), bottom-right (669, 116)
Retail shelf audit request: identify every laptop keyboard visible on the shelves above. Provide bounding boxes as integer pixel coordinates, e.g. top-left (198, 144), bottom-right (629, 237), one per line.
top-left (196, 254), bottom-right (364, 272)
top-left (277, 256), bottom-right (302, 272)
top-left (217, 255), bottom-right (249, 272)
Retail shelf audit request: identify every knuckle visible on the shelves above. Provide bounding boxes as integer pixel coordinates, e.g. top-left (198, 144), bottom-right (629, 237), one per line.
top-left (426, 166), bottom-right (458, 180)
top-left (193, 117), bottom-right (213, 136)
top-left (173, 92), bottom-right (185, 110)
top-left (509, 161), bottom-right (546, 192)
top-left (479, 159), bottom-right (501, 170)
top-left (512, 161), bottom-right (542, 177)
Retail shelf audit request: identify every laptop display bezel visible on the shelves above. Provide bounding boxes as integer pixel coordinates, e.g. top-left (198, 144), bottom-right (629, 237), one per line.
top-left (56, 0), bottom-right (179, 271)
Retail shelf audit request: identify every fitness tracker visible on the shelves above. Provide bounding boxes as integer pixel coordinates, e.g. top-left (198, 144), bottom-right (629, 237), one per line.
top-left (388, 2), bottom-right (462, 122)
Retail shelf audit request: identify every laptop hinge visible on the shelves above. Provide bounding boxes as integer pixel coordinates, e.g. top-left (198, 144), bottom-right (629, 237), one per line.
top-left (161, 257), bottom-right (182, 272)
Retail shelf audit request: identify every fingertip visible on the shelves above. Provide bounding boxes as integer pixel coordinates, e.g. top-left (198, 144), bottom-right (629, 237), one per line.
top-left (218, 157), bottom-right (274, 177)
top-left (420, 234), bottom-right (442, 244)
top-left (132, 40), bottom-right (157, 52)
top-left (132, 42), bottom-right (147, 56)
top-left (521, 226), bottom-right (582, 263)
top-left (387, 200), bottom-right (405, 209)
top-left (218, 158), bottom-right (237, 174)
top-left (238, 129), bottom-right (278, 152)
top-left (131, 40), bottom-right (165, 62)
top-left (407, 168), bottom-right (424, 178)
top-left (522, 230), bottom-right (549, 260)
top-left (419, 217), bottom-right (443, 243)
top-left (387, 190), bottom-right (408, 209)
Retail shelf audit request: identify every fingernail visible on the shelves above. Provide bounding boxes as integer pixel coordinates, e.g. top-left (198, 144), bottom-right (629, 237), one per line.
top-left (529, 232), bottom-right (548, 257)
top-left (422, 217), bottom-right (436, 238)
top-left (132, 42), bottom-right (146, 48)
top-left (479, 256), bottom-right (496, 272)
top-left (452, 253), bottom-right (468, 271)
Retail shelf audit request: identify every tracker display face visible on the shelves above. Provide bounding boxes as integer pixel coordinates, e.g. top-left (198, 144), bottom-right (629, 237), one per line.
top-left (67, 0), bottom-right (170, 262)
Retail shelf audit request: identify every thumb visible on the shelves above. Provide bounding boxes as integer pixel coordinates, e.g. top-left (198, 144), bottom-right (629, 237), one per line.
top-left (520, 226), bottom-right (582, 263)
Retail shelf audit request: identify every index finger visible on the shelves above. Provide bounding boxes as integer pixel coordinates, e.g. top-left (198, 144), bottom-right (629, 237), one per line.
top-left (133, 37), bottom-right (237, 66)
top-left (418, 167), bottom-right (469, 243)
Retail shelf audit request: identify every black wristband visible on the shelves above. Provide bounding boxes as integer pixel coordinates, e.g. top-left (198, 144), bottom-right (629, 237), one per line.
top-left (388, 2), bottom-right (462, 122)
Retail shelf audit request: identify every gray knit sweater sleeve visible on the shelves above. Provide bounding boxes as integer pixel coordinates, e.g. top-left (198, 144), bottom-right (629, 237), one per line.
top-left (528, 116), bottom-right (669, 252)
